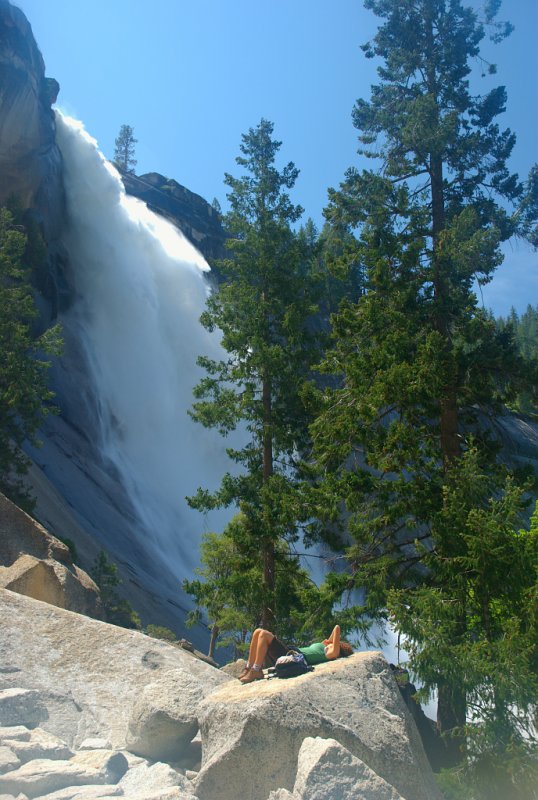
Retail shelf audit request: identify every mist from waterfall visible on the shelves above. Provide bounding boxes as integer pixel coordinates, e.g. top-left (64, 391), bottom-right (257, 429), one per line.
top-left (54, 112), bottom-right (234, 580)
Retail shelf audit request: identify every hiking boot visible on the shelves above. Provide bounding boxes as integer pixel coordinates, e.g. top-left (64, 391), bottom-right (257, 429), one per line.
top-left (240, 668), bottom-right (264, 684)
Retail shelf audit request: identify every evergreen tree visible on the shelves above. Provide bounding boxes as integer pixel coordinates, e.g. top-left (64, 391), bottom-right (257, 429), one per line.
top-left (0, 207), bottom-right (61, 507)
top-left (309, 0), bottom-right (534, 764)
top-left (188, 119), bottom-right (324, 634)
top-left (114, 124), bottom-right (138, 173)
top-left (389, 451), bottom-right (538, 798)
top-left (496, 304), bottom-right (538, 413)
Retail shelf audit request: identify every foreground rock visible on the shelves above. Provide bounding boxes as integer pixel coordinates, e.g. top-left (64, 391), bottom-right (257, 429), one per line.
top-left (292, 737), bottom-right (404, 800)
top-left (0, 721), bottom-right (198, 800)
top-left (0, 588), bottom-right (443, 799)
top-left (196, 652), bottom-right (441, 800)
top-left (0, 590), bottom-right (230, 753)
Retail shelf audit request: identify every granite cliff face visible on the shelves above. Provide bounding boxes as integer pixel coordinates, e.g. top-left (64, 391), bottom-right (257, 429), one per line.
top-left (0, 0), bottom-right (71, 326)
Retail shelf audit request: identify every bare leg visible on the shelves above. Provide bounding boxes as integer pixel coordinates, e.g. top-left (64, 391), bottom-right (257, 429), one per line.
top-left (246, 628), bottom-right (263, 665)
top-left (253, 629), bottom-right (274, 667)
top-left (240, 628), bottom-right (274, 683)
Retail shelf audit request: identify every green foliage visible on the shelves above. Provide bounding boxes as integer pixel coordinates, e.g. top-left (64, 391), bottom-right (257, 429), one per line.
top-left (188, 120), bottom-right (326, 634)
top-left (145, 624), bottom-right (177, 642)
top-left (0, 206), bottom-right (62, 508)
top-left (496, 305), bottom-right (538, 414)
top-left (114, 124), bottom-right (137, 173)
top-left (388, 453), bottom-right (537, 782)
top-left (90, 550), bottom-right (141, 630)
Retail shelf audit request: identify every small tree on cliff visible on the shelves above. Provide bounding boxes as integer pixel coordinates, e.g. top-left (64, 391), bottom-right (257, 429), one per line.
top-left (309, 0), bottom-right (534, 766)
top-left (114, 124), bottom-right (137, 174)
top-left (187, 119), bottom-right (324, 634)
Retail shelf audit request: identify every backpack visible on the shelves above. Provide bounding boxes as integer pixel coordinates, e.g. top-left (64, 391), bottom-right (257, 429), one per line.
top-left (268, 650), bottom-right (313, 679)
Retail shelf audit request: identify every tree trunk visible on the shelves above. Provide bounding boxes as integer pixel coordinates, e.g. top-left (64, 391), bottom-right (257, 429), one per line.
top-left (261, 373), bottom-right (275, 631)
top-left (426, 8), bottom-right (465, 747)
top-left (426, 19), bottom-right (461, 471)
top-left (437, 680), bottom-right (467, 767)
top-left (208, 624), bottom-right (219, 660)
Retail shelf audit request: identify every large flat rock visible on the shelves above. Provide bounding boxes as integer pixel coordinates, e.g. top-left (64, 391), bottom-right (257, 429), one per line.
top-left (0, 590), bottom-right (230, 750)
top-left (196, 652), bottom-right (441, 800)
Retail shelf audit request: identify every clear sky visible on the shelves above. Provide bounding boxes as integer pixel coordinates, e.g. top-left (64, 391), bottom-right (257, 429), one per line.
top-left (17, 0), bottom-right (537, 316)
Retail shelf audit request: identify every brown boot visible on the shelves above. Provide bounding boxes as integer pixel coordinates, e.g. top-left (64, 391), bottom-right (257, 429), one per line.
top-left (240, 668), bottom-right (264, 684)
top-left (238, 665), bottom-right (250, 680)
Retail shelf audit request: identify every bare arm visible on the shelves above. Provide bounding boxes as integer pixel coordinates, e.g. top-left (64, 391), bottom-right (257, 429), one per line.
top-left (323, 625), bottom-right (341, 660)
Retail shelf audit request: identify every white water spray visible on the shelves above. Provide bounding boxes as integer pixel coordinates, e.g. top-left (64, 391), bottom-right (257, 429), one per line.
top-left (55, 112), bottom-right (233, 579)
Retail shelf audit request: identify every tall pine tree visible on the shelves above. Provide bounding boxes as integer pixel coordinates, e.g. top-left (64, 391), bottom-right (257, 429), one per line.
top-left (188, 120), bottom-right (323, 634)
top-left (310, 0), bottom-right (534, 766)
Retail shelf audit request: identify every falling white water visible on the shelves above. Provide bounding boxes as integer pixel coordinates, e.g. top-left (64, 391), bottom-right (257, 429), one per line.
top-left (54, 112), bottom-right (234, 579)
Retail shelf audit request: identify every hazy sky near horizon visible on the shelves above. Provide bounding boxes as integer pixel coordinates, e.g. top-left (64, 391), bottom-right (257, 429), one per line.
top-left (17, 0), bottom-right (537, 316)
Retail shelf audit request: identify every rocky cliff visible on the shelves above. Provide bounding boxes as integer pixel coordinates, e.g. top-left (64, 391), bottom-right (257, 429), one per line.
top-left (121, 171), bottom-right (226, 263)
top-left (0, 0), bottom-right (71, 327)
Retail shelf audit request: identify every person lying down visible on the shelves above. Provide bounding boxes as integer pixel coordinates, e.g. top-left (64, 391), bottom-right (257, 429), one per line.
top-left (239, 625), bottom-right (353, 684)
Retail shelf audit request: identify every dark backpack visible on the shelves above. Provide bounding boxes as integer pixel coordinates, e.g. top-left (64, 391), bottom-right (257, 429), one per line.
top-left (269, 651), bottom-right (313, 679)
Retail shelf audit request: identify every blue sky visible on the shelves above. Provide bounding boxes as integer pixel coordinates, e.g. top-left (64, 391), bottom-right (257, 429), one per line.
top-left (17, 0), bottom-right (537, 316)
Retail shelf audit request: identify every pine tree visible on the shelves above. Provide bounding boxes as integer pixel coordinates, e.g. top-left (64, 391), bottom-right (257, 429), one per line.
top-left (496, 304), bottom-right (538, 413)
top-left (114, 124), bottom-right (137, 173)
top-left (0, 207), bottom-right (61, 507)
top-left (310, 0), bottom-right (533, 762)
top-left (188, 119), bottom-right (324, 634)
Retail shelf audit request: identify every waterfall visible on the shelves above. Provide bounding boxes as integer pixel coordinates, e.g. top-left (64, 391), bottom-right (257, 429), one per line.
top-left (54, 112), bottom-right (233, 582)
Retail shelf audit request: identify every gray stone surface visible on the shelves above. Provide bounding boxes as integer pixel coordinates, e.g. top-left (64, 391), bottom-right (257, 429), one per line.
top-left (266, 791), bottom-right (296, 800)
top-left (0, 691), bottom-right (47, 730)
top-left (0, 732), bottom-right (30, 745)
top-left (0, 793), bottom-right (29, 800)
top-left (219, 660), bottom-right (247, 680)
top-left (118, 761), bottom-right (194, 797)
top-left (196, 651), bottom-right (441, 800)
top-left (0, 748), bottom-right (20, 775)
top-left (126, 671), bottom-right (205, 761)
top-left (0, 590), bottom-right (230, 749)
top-left (0, 758), bottom-right (113, 799)
top-left (0, 0), bottom-right (64, 238)
top-left (67, 753), bottom-right (127, 785)
top-left (293, 737), bottom-right (404, 800)
top-left (75, 743), bottom-right (111, 755)
top-left (1, 729), bottom-right (72, 764)
top-left (33, 787), bottom-right (122, 800)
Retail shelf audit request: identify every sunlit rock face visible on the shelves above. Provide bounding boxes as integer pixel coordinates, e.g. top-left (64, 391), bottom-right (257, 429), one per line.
top-left (0, 0), bottom-right (63, 228)
top-left (0, 0), bottom-right (69, 325)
